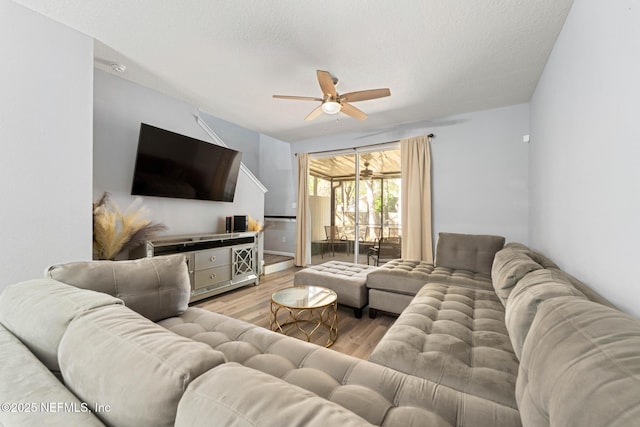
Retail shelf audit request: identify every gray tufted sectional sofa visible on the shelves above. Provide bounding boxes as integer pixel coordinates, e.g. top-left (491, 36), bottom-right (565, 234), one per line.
top-left (366, 236), bottom-right (640, 426)
top-left (0, 235), bottom-right (639, 426)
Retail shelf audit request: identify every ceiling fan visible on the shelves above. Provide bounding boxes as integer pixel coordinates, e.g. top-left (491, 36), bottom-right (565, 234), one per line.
top-left (360, 161), bottom-right (374, 179)
top-left (273, 70), bottom-right (391, 121)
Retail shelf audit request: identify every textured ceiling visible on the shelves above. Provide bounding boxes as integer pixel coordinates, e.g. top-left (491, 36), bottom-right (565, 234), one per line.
top-left (12, 0), bottom-right (573, 143)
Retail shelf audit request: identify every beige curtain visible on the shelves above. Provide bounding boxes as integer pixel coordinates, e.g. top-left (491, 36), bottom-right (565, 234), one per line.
top-left (295, 153), bottom-right (311, 266)
top-left (400, 136), bottom-right (433, 263)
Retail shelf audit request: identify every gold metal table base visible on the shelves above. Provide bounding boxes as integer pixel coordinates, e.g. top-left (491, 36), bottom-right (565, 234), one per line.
top-left (270, 300), bottom-right (338, 347)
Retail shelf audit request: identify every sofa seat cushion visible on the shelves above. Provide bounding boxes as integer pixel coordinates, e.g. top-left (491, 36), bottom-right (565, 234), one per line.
top-left (0, 324), bottom-right (105, 427)
top-left (517, 297), bottom-right (640, 427)
top-left (58, 304), bottom-right (226, 427)
top-left (369, 283), bottom-right (519, 409)
top-left (160, 307), bottom-right (522, 427)
top-left (428, 266), bottom-right (493, 290)
top-left (46, 254), bottom-right (191, 322)
top-left (366, 259), bottom-right (434, 296)
top-left (0, 279), bottom-right (122, 372)
top-left (435, 233), bottom-right (505, 275)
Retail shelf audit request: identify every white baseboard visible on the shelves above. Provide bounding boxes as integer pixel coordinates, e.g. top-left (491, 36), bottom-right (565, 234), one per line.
top-left (264, 259), bottom-right (296, 275)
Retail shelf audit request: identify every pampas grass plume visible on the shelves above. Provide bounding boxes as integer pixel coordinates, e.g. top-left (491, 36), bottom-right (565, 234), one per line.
top-left (93, 192), bottom-right (166, 260)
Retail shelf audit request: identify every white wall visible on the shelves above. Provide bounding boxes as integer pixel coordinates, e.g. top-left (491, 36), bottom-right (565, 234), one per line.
top-left (291, 103), bottom-right (530, 245)
top-left (529, 1), bottom-right (640, 317)
top-left (93, 70), bottom-right (264, 239)
top-left (259, 134), bottom-right (296, 216)
top-left (259, 134), bottom-right (297, 254)
top-left (0, 1), bottom-right (93, 289)
top-left (430, 104), bottom-right (529, 243)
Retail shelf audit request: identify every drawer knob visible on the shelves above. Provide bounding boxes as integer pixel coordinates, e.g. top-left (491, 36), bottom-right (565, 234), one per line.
top-left (210, 273), bottom-right (217, 279)
top-left (209, 256), bottom-right (216, 262)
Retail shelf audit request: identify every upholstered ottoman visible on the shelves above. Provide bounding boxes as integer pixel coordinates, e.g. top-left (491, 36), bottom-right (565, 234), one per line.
top-left (293, 261), bottom-right (378, 318)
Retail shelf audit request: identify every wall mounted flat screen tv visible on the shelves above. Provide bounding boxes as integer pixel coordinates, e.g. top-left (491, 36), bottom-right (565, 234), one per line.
top-left (131, 123), bottom-right (242, 202)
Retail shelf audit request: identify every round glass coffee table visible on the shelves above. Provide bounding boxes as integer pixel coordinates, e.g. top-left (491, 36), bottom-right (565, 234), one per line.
top-left (270, 286), bottom-right (338, 347)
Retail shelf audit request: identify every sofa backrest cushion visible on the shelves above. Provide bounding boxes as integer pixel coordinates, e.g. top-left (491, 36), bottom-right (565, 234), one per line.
top-left (492, 243), bottom-right (544, 306)
top-left (502, 242), bottom-right (559, 269)
top-left (0, 323), bottom-right (106, 427)
top-left (505, 269), bottom-right (586, 359)
top-left (0, 279), bottom-right (122, 372)
top-left (58, 304), bottom-right (226, 427)
top-left (549, 267), bottom-right (618, 309)
top-left (176, 363), bottom-right (375, 427)
top-left (516, 297), bottom-right (640, 427)
top-left (46, 254), bottom-right (190, 322)
top-left (435, 232), bottom-right (505, 275)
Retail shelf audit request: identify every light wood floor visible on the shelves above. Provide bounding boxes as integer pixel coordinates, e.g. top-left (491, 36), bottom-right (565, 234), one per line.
top-left (192, 267), bottom-right (397, 359)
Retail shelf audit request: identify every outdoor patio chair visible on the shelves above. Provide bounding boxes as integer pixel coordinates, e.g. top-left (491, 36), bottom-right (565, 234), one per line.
top-left (322, 225), bottom-right (347, 258)
top-left (367, 236), bottom-right (401, 266)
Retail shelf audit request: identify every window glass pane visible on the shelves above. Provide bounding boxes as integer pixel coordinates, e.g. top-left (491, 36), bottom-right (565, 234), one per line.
top-left (308, 176), bottom-right (315, 195)
top-left (316, 178), bottom-right (331, 197)
top-left (383, 177), bottom-right (401, 238)
top-left (335, 179), bottom-right (356, 237)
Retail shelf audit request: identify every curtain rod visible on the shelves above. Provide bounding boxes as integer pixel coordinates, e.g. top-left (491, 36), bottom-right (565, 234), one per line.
top-left (295, 133), bottom-right (434, 156)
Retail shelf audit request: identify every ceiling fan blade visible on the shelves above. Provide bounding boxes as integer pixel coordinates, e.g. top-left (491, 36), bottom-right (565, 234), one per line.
top-left (317, 70), bottom-right (337, 97)
top-left (341, 88), bottom-right (391, 103)
top-left (340, 102), bottom-right (367, 120)
top-left (304, 105), bottom-right (324, 121)
top-left (273, 95), bottom-right (323, 101)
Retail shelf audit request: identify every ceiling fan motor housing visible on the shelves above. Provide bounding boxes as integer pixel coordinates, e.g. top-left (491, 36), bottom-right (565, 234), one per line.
top-left (361, 161), bottom-right (373, 178)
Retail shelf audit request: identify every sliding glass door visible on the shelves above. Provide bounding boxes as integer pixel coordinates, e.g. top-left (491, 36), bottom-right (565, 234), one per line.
top-left (308, 147), bottom-right (401, 265)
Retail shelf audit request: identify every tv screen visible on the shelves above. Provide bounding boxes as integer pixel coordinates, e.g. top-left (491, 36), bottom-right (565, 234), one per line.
top-left (131, 123), bottom-right (242, 202)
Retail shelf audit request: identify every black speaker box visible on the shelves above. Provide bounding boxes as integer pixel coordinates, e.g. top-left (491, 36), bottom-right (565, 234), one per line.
top-left (233, 215), bottom-right (248, 232)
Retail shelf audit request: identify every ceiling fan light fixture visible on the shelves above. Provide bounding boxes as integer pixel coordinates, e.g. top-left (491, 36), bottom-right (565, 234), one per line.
top-left (321, 101), bottom-right (341, 115)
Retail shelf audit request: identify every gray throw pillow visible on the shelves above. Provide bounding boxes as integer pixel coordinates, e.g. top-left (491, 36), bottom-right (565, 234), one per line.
top-left (46, 254), bottom-right (191, 322)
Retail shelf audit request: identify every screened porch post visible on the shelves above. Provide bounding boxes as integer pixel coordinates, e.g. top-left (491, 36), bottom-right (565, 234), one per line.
top-left (330, 178), bottom-right (336, 227)
top-left (380, 177), bottom-right (384, 229)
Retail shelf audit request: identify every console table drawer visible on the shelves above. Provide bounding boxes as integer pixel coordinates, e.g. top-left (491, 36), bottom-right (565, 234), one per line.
top-left (194, 266), bottom-right (231, 289)
top-left (195, 248), bottom-right (231, 270)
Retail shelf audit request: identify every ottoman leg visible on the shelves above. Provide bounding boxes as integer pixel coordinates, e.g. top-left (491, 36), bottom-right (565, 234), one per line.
top-left (354, 308), bottom-right (363, 319)
top-left (369, 308), bottom-right (378, 319)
